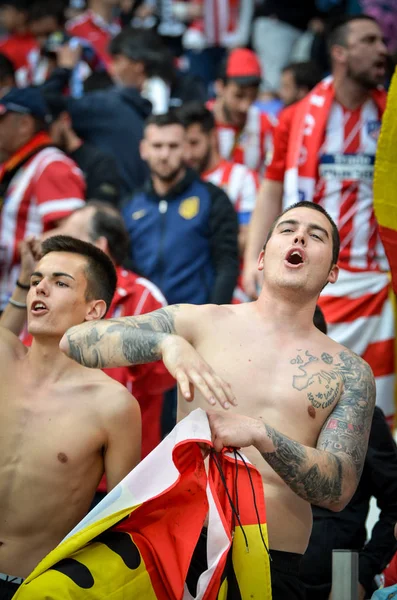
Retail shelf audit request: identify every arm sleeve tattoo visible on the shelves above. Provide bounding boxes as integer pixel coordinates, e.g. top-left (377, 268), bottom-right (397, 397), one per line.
top-left (260, 350), bottom-right (376, 508)
top-left (65, 305), bottom-right (181, 368)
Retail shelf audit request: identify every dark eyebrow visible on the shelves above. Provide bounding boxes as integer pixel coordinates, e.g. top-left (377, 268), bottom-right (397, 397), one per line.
top-left (276, 219), bottom-right (329, 238)
top-left (31, 271), bottom-right (76, 281)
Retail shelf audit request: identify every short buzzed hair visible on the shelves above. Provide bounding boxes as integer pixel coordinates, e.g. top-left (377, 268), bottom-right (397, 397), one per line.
top-left (41, 235), bottom-right (117, 314)
top-left (177, 102), bottom-right (215, 133)
top-left (327, 14), bottom-right (378, 54)
top-left (144, 110), bottom-right (183, 131)
top-left (264, 201), bottom-right (340, 266)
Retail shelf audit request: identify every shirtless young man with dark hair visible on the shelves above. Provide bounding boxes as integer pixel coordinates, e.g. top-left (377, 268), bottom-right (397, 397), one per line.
top-left (0, 235), bottom-right (141, 598)
top-left (61, 202), bottom-right (376, 599)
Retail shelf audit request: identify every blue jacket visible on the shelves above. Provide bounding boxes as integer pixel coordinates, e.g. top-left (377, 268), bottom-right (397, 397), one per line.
top-left (122, 169), bottom-right (239, 305)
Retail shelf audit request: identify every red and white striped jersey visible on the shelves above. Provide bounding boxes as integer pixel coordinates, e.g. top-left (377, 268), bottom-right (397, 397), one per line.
top-left (66, 10), bottom-right (121, 70)
top-left (313, 99), bottom-right (386, 272)
top-left (210, 103), bottom-right (275, 174)
top-left (191, 0), bottom-right (240, 46)
top-left (203, 158), bottom-right (259, 224)
top-left (319, 268), bottom-right (394, 423)
top-left (0, 147), bottom-right (85, 309)
top-left (203, 159), bottom-right (259, 304)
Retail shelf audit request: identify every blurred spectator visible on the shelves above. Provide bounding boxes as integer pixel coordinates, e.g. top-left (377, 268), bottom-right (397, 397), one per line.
top-left (41, 39), bottom-right (152, 195)
top-left (279, 60), bottom-right (323, 107)
top-left (66, 0), bottom-right (121, 71)
top-left (181, 0), bottom-right (255, 90)
top-left (179, 102), bottom-right (258, 255)
top-left (179, 102), bottom-right (259, 304)
top-left (244, 15), bottom-right (395, 423)
top-left (130, 0), bottom-right (186, 58)
top-left (108, 27), bottom-right (206, 112)
top-left (208, 48), bottom-right (275, 174)
top-left (26, 0), bottom-right (71, 86)
top-left (0, 87), bottom-right (85, 311)
top-left (0, 0), bottom-right (38, 87)
top-left (252, 0), bottom-right (321, 93)
top-left (47, 201), bottom-right (175, 461)
top-left (122, 111), bottom-right (239, 305)
top-left (0, 51), bottom-right (15, 96)
top-left (44, 93), bottom-right (121, 204)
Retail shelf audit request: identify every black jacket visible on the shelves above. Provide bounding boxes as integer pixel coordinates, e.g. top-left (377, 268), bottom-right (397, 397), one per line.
top-left (70, 142), bottom-right (121, 205)
top-left (300, 407), bottom-right (397, 599)
top-left (41, 68), bottom-right (151, 195)
top-left (123, 169), bottom-right (239, 305)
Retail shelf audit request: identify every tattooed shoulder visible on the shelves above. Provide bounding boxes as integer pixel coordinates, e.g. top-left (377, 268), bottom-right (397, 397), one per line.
top-left (317, 349), bottom-right (375, 480)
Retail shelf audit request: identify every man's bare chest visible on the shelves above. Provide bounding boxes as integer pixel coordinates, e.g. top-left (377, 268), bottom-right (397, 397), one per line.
top-left (0, 381), bottom-right (104, 469)
top-left (196, 340), bottom-right (345, 438)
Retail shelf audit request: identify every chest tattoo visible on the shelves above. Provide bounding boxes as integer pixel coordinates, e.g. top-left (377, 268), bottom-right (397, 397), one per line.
top-left (291, 350), bottom-right (341, 410)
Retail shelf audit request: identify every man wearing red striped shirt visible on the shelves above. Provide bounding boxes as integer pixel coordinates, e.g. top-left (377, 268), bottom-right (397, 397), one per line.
top-left (66, 0), bottom-right (121, 71)
top-left (207, 48), bottom-right (276, 175)
top-left (0, 87), bottom-right (85, 313)
top-left (244, 16), bottom-right (395, 422)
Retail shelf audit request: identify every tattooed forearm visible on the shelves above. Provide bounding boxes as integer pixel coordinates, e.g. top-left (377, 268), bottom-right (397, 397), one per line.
top-left (64, 305), bottom-right (181, 368)
top-left (261, 424), bottom-right (344, 507)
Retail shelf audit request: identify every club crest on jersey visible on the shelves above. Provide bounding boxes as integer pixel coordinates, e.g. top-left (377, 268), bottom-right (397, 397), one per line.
top-left (367, 120), bottom-right (381, 140)
top-left (179, 196), bottom-right (200, 220)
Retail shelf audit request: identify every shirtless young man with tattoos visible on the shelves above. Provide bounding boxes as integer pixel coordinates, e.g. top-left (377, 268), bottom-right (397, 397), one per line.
top-left (0, 236), bottom-right (141, 598)
top-left (61, 201), bottom-right (376, 600)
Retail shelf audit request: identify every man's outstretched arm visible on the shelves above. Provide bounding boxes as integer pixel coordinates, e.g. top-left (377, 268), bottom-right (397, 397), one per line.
top-left (60, 304), bottom-right (237, 410)
top-left (208, 351), bottom-right (375, 511)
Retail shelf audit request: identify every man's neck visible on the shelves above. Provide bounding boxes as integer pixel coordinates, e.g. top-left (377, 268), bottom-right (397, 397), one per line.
top-left (333, 71), bottom-right (371, 111)
top-left (203, 150), bottom-right (221, 174)
top-left (213, 98), bottom-right (234, 127)
top-left (89, 0), bottom-right (113, 24)
top-left (255, 284), bottom-right (318, 335)
top-left (26, 337), bottom-right (80, 384)
top-left (151, 169), bottom-right (185, 197)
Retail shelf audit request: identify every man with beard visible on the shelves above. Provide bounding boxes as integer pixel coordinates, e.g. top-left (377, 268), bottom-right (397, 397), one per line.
top-left (243, 16), bottom-right (395, 422)
top-left (121, 111), bottom-right (239, 306)
top-left (207, 48), bottom-right (276, 175)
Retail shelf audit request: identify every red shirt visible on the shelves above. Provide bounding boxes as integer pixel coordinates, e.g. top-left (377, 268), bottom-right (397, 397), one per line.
top-left (66, 10), bottom-right (120, 70)
top-left (103, 268), bottom-right (174, 450)
top-left (0, 33), bottom-right (38, 71)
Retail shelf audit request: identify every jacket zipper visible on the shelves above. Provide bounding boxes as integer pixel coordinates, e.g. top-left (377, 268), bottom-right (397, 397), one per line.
top-left (156, 200), bottom-right (168, 289)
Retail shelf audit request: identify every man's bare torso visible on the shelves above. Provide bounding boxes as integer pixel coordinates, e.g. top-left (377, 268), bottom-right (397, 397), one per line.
top-left (0, 343), bottom-right (116, 578)
top-left (178, 303), bottom-right (346, 555)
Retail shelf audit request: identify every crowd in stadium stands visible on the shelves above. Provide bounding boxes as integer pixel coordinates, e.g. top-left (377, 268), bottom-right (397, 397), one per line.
top-left (0, 0), bottom-right (397, 597)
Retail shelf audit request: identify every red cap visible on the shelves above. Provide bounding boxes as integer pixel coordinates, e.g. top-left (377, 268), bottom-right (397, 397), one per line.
top-left (226, 48), bottom-right (262, 81)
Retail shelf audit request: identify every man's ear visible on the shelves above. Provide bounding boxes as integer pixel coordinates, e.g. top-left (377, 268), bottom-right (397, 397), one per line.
top-left (257, 249), bottom-right (265, 272)
top-left (327, 263), bottom-right (339, 285)
top-left (214, 79), bottom-right (224, 97)
top-left (85, 299), bottom-right (107, 321)
top-left (140, 138), bottom-right (148, 161)
top-left (94, 235), bottom-right (109, 255)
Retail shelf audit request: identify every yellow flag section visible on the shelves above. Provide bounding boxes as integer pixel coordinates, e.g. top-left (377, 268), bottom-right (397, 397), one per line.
top-left (15, 409), bottom-right (271, 600)
top-left (374, 68), bottom-right (397, 295)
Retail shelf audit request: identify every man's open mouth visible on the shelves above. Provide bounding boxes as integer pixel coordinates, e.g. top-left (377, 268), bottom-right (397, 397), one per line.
top-left (31, 300), bottom-right (48, 313)
top-left (285, 248), bottom-right (305, 266)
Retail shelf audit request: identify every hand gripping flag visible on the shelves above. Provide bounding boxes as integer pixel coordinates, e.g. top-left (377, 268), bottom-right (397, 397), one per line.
top-left (14, 409), bottom-right (272, 600)
top-left (374, 68), bottom-right (397, 296)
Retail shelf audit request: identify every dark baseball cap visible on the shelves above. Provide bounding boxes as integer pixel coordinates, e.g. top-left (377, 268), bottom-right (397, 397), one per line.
top-left (226, 48), bottom-right (262, 86)
top-left (0, 87), bottom-right (52, 123)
